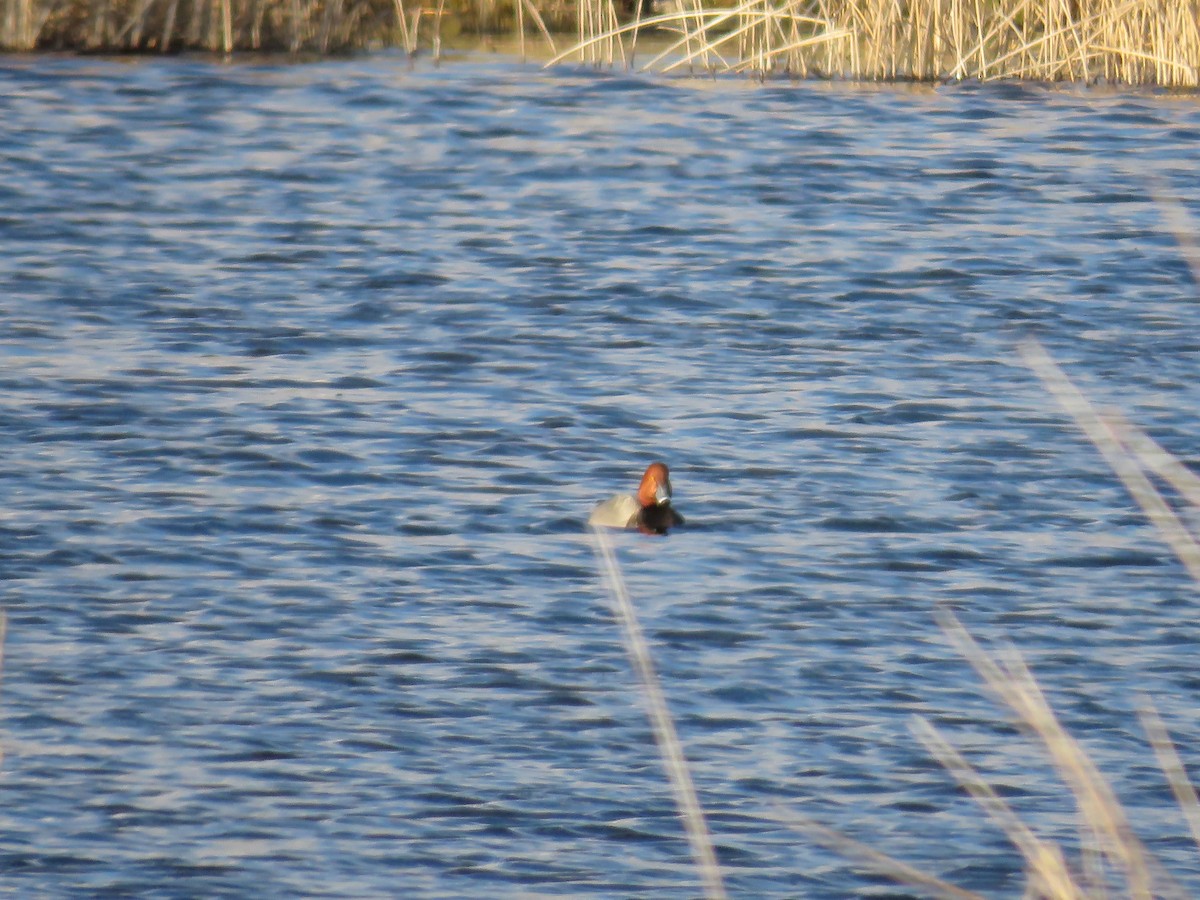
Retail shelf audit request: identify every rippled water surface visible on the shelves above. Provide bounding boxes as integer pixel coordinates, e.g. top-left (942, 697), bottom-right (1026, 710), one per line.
top-left (4, 52), bottom-right (1200, 896)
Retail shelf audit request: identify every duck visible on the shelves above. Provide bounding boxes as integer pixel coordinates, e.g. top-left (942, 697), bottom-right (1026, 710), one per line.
top-left (589, 461), bottom-right (684, 535)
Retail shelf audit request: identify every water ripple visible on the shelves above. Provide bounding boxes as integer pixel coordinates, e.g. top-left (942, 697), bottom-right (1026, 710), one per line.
top-left (1, 54), bottom-right (1200, 897)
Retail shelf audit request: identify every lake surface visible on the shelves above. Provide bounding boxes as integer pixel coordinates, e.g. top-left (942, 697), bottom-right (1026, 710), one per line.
top-left (3, 51), bottom-right (1200, 897)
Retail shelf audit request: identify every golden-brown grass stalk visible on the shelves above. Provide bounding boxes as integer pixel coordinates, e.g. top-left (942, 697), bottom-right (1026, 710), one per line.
top-left (590, 526), bottom-right (728, 900)
top-left (1018, 338), bottom-right (1200, 584)
top-left (1106, 411), bottom-right (1200, 512)
top-left (777, 805), bottom-right (989, 900)
top-left (5, 0), bottom-right (1200, 79)
top-left (519, 0), bottom-right (556, 56)
top-left (1147, 182), bottom-right (1200, 294)
top-left (934, 607), bottom-right (1161, 899)
top-left (909, 717), bottom-right (1088, 899)
top-left (1137, 702), bottom-right (1200, 857)
top-left (550, 0), bottom-right (1200, 84)
top-left (0, 611), bottom-right (6, 772)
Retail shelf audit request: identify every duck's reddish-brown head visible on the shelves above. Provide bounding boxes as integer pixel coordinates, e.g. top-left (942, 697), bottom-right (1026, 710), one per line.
top-left (636, 462), bottom-right (672, 509)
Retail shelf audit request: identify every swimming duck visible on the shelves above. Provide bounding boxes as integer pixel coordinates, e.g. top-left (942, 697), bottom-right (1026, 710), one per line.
top-left (589, 461), bottom-right (684, 535)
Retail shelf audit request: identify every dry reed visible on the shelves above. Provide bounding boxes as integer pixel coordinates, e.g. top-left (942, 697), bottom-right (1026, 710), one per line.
top-left (551, 0), bottom-right (1200, 85)
top-left (0, 0), bottom-right (564, 52)
top-left (0, 611), bottom-right (7, 774)
top-left (590, 525), bottom-right (728, 900)
top-left (3, 0), bottom-right (1199, 84)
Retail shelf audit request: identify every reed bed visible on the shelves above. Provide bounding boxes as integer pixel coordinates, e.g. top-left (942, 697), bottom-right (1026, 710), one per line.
top-left (553, 0), bottom-right (1200, 84)
top-left (3, 0), bottom-right (1199, 86)
top-left (0, 0), bottom-right (566, 53)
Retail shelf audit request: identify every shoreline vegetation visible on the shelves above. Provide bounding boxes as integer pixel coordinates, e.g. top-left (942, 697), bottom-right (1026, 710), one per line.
top-left (1, 0), bottom-right (1199, 85)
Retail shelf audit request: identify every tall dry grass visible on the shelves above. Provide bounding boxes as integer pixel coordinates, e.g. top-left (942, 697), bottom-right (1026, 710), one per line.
top-left (6, 0), bottom-right (390, 51)
top-left (3, 0), bottom-right (1198, 85)
top-left (0, 0), bottom-right (561, 52)
top-left (592, 526), bottom-right (727, 900)
top-left (1, 0), bottom-right (39, 48)
top-left (552, 0), bottom-right (1200, 85)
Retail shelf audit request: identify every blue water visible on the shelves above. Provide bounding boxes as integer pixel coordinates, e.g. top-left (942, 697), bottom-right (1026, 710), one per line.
top-left (3, 52), bottom-right (1200, 896)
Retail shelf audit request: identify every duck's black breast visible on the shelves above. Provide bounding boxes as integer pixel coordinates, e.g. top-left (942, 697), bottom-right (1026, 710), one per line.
top-left (638, 504), bottom-right (683, 535)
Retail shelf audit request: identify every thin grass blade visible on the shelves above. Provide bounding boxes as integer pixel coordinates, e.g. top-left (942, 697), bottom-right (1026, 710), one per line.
top-left (775, 804), bottom-right (988, 900)
top-left (1018, 338), bottom-right (1200, 585)
top-left (1138, 701), bottom-right (1200, 857)
top-left (590, 526), bottom-right (727, 900)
